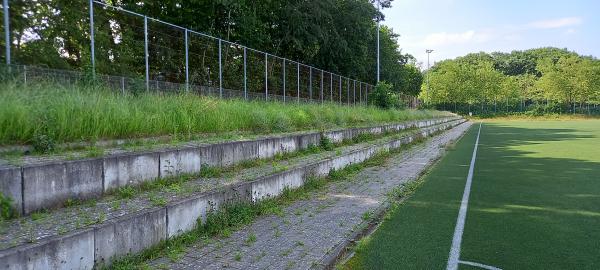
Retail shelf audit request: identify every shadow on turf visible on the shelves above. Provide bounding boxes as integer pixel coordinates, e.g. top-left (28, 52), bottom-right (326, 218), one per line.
top-left (342, 123), bottom-right (600, 270)
top-left (457, 123), bottom-right (600, 269)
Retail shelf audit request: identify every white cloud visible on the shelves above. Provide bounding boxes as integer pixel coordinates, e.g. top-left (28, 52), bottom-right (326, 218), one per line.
top-left (418, 17), bottom-right (584, 49)
top-left (398, 16), bottom-right (585, 66)
top-left (422, 30), bottom-right (492, 47)
top-left (528, 17), bottom-right (583, 29)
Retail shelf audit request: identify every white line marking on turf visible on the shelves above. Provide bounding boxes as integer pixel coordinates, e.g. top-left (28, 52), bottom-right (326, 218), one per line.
top-left (446, 123), bottom-right (482, 270)
top-left (459, 260), bottom-right (502, 270)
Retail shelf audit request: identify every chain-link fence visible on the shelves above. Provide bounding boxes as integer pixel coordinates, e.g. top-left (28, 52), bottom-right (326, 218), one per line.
top-left (0, 0), bottom-right (418, 107)
top-left (433, 100), bottom-right (600, 115)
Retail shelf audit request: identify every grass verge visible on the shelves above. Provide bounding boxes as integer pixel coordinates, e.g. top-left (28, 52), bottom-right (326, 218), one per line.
top-left (0, 82), bottom-right (445, 147)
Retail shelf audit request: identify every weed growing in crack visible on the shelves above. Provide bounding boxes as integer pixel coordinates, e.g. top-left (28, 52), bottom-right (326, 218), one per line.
top-left (255, 251), bottom-right (267, 261)
top-left (149, 195), bottom-right (167, 207)
top-left (111, 200), bottom-right (122, 210)
top-left (272, 161), bottom-right (289, 173)
top-left (320, 135), bottom-right (335, 151)
top-left (234, 252), bottom-right (242, 261)
top-left (245, 233), bottom-right (257, 245)
top-left (285, 261), bottom-right (296, 270)
top-left (221, 228), bottom-right (232, 238)
top-left (280, 248), bottom-right (292, 256)
top-left (30, 210), bottom-right (48, 221)
top-left (361, 211), bottom-right (373, 221)
top-left (117, 186), bottom-right (135, 200)
top-left (199, 165), bottom-right (222, 178)
top-left (0, 194), bottom-right (16, 221)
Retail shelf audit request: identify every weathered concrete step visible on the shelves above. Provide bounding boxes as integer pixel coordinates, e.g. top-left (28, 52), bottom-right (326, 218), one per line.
top-left (0, 122), bottom-right (456, 251)
top-left (0, 119), bottom-right (466, 269)
top-left (0, 116), bottom-right (460, 215)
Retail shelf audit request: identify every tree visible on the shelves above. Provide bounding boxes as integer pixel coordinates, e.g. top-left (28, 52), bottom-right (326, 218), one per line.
top-left (422, 47), bottom-right (600, 115)
top-left (398, 64), bottom-right (423, 96)
top-left (8, 0), bottom-right (424, 96)
top-left (375, 25), bottom-right (421, 95)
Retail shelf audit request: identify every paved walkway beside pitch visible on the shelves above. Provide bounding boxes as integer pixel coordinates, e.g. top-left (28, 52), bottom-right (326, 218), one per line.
top-left (148, 122), bottom-right (472, 270)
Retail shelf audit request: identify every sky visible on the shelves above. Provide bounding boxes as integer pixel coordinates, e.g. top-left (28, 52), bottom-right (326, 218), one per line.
top-left (382, 0), bottom-right (600, 68)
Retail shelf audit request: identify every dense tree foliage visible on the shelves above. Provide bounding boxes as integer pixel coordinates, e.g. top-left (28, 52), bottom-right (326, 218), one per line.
top-left (421, 48), bottom-right (600, 114)
top-left (1, 0), bottom-right (421, 96)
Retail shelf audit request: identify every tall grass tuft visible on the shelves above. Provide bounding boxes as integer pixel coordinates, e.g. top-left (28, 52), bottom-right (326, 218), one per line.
top-left (0, 82), bottom-right (447, 145)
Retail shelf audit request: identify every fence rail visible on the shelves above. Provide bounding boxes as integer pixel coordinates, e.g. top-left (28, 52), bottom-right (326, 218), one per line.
top-left (2, 63), bottom-right (418, 108)
top-left (435, 101), bottom-right (600, 115)
top-left (0, 0), bottom-right (433, 107)
top-left (3, 63), bottom-right (360, 104)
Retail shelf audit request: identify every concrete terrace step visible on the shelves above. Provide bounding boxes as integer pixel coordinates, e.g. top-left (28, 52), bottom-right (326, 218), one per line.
top-left (0, 116), bottom-right (460, 215)
top-left (0, 125), bottom-right (446, 249)
top-left (149, 122), bottom-right (473, 270)
top-left (0, 119), bottom-right (466, 269)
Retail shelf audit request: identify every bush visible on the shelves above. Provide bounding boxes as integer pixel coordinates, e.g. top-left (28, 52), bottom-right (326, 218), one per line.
top-left (525, 102), bottom-right (565, 115)
top-left (319, 135), bottom-right (335, 151)
top-left (271, 111), bottom-right (293, 132)
top-left (0, 193), bottom-right (15, 221)
top-left (32, 133), bottom-right (55, 153)
top-left (368, 81), bottom-right (405, 109)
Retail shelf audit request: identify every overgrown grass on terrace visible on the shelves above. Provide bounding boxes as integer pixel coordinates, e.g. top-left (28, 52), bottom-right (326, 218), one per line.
top-left (0, 82), bottom-right (446, 146)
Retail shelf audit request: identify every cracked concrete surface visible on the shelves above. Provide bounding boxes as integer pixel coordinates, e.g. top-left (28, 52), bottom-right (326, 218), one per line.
top-left (146, 122), bottom-right (472, 270)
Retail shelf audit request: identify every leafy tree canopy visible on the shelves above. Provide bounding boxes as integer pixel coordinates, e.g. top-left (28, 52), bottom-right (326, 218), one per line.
top-left (3, 0), bottom-right (422, 96)
top-left (421, 47), bottom-right (599, 114)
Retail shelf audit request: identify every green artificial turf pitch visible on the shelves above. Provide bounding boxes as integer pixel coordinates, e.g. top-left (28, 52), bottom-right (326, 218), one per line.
top-left (345, 120), bottom-right (600, 270)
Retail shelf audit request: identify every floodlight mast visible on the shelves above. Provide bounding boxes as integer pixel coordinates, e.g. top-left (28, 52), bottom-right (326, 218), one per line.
top-left (376, 0), bottom-right (380, 83)
top-left (426, 49), bottom-right (434, 104)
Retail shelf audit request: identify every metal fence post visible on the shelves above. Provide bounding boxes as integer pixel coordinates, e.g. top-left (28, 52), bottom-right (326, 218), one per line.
top-left (330, 73), bottom-right (333, 102)
top-left (184, 29), bottom-right (189, 92)
top-left (243, 47), bottom-right (247, 100)
top-left (121, 77), bottom-right (125, 95)
top-left (89, 0), bottom-right (95, 78)
top-left (264, 53), bottom-right (268, 101)
top-left (339, 75), bottom-right (342, 104)
top-left (144, 16), bottom-right (149, 91)
top-left (359, 82), bottom-right (362, 105)
top-left (364, 84), bottom-right (367, 105)
top-left (353, 80), bottom-right (356, 105)
top-left (283, 58), bottom-right (286, 103)
top-left (3, 0), bottom-right (9, 65)
top-left (218, 39), bottom-right (222, 98)
top-left (297, 62), bottom-right (300, 103)
top-left (23, 66), bottom-right (27, 85)
top-left (309, 67), bottom-right (312, 102)
top-left (320, 70), bottom-right (324, 103)
top-left (366, 85), bottom-right (369, 104)
top-left (347, 78), bottom-right (350, 105)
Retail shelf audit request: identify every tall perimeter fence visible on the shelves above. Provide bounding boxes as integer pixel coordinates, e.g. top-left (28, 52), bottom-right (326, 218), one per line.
top-left (0, 0), bottom-right (416, 107)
